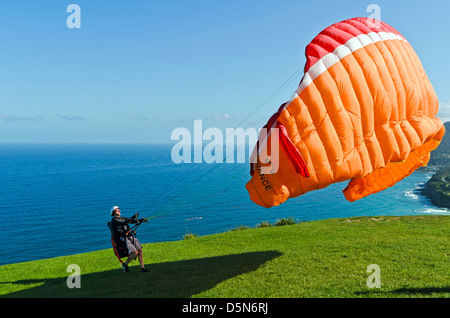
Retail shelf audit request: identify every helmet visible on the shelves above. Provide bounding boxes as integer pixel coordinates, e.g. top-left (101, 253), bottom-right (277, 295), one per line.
top-left (110, 206), bottom-right (120, 216)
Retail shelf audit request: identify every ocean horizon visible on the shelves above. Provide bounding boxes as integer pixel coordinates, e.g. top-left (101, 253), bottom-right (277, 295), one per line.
top-left (0, 143), bottom-right (448, 266)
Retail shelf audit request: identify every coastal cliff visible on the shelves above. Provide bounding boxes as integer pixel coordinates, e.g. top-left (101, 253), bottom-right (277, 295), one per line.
top-left (421, 169), bottom-right (450, 208)
top-left (421, 122), bottom-right (450, 208)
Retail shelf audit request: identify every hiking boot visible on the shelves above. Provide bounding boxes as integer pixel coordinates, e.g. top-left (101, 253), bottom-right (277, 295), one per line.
top-left (122, 263), bottom-right (129, 273)
top-left (140, 267), bottom-right (150, 273)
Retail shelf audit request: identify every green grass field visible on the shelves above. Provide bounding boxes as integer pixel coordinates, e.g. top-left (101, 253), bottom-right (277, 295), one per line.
top-left (0, 215), bottom-right (448, 298)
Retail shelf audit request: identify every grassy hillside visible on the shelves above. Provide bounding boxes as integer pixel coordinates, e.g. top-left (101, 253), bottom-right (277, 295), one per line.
top-left (0, 215), bottom-right (448, 298)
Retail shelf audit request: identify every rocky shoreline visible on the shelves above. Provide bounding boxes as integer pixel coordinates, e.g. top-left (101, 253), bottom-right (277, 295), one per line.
top-left (419, 122), bottom-right (450, 209)
top-left (421, 168), bottom-right (450, 209)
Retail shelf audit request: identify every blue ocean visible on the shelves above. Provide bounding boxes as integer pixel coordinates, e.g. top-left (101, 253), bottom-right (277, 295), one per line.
top-left (0, 143), bottom-right (448, 266)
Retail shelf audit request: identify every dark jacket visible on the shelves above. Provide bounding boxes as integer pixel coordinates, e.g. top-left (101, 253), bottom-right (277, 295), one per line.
top-left (110, 215), bottom-right (139, 241)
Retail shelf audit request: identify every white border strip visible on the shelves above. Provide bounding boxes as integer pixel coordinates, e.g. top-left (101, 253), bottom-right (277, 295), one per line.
top-left (295, 31), bottom-right (407, 98)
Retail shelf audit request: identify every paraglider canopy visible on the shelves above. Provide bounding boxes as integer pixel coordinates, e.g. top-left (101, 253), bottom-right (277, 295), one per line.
top-left (246, 17), bottom-right (445, 208)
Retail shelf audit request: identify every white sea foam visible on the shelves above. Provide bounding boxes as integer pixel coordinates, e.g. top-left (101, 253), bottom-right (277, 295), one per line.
top-left (404, 190), bottom-right (419, 199)
top-left (418, 207), bottom-right (450, 215)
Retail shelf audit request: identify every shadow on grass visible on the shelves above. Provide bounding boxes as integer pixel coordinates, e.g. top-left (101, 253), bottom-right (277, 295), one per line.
top-left (356, 286), bottom-right (450, 297)
top-left (1, 251), bottom-right (282, 298)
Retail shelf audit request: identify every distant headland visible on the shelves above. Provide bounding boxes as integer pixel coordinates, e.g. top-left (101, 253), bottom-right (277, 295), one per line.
top-left (421, 122), bottom-right (450, 208)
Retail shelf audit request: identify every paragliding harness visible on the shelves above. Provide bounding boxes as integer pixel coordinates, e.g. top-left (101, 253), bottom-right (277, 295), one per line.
top-left (107, 214), bottom-right (148, 264)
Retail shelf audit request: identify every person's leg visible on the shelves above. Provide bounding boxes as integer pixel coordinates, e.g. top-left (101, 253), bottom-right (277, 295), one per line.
top-left (137, 249), bottom-right (144, 268)
top-left (125, 250), bottom-right (138, 266)
top-left (123, 238), bottom-right (138, 272)
top-left (137, 249), bottom-right (149, 272)
top-left (132, 237), bottom-right (145, 269)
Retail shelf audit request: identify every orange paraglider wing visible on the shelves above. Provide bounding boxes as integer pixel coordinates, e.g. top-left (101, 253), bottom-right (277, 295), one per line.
top-left (246, 17), bottom-right (445, 208)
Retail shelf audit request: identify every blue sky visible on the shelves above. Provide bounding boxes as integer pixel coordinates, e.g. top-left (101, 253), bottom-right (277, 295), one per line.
top-left (0, 0), bottom-right (449, 143)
